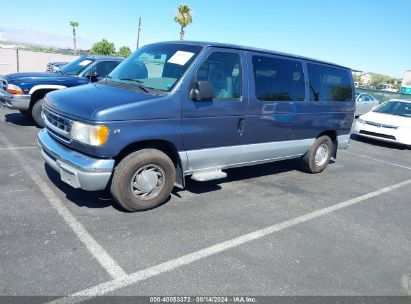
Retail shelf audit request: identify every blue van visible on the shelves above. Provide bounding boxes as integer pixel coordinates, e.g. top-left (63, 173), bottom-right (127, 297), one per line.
top-left (37, 41), bottom-right (355, 211)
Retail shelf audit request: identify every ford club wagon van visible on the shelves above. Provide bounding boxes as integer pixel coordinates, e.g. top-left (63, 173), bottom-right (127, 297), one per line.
top-left (37, 41), bottom-right (355, 211)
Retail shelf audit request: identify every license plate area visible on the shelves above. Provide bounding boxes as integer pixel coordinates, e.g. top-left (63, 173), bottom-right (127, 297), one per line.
top-left (59, 166), bottom-right (80, 188)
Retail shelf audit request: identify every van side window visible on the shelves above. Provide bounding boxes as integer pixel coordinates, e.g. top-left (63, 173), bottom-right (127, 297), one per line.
top-left (196, 52), bottom-right (242, 100)
top-left (252, 56), bottom-right (305, 102)
top-left (307, 64), bottom-right (352, 102)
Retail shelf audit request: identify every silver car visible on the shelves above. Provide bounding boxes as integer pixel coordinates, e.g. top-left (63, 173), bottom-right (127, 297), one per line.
top-left (355, 92), bottom-right (379, 116)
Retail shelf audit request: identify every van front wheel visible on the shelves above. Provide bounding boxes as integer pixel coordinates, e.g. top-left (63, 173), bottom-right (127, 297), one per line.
top-left (301, 135), bottom-right (333, 173)
top-left (110, 149), bottom-right (176, 211)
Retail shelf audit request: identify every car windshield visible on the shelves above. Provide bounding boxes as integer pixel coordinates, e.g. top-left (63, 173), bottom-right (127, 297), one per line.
top-left (59, 57), bottom-right (94, 75)
top-left (108, 43), bottom-right (203, 92)
top-left (373, 100), bottom-right (411, 117)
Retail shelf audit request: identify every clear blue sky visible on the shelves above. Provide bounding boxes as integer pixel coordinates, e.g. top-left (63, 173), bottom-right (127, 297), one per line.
top-left (1, 0), bottom-right (410, 77)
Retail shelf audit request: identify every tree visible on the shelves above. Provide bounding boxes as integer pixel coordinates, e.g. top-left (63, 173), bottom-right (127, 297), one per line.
top-left (90, 39), bottom-right (116, 56)
top-left (70, 21), bottom-right (79, 54)
top-left (174, 5), bottom-right (193, 40)
top-left (118, 46), bottom-right (132, 58)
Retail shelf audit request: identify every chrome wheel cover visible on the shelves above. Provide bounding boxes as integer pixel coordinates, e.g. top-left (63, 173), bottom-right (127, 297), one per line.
top-left (315, 143), bottom-right (329, 166)
top-left (131, 164), bottom-right (165, 200)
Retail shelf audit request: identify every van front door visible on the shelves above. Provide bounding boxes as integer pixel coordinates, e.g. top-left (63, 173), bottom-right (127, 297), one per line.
top-left (181, 48), bottom-right (247, 173)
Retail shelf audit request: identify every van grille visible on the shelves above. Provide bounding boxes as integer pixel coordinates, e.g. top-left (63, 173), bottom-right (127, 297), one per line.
top-left (43, 106), bottom-right (72, 143)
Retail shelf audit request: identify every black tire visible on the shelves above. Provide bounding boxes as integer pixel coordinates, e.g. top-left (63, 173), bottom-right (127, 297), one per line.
top-left (19, 109), bottom-right (32, 118)
top-left (31, 98), bottom-right (45, 128)
top-left (110, 149), bottom-right (176, 211)
top-left (301, 135), bottom-right (333, 174)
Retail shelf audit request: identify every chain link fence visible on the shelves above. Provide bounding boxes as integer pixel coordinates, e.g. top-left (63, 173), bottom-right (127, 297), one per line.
top-left (356, 88), bottom-right (411, 103)
top-left (0, 48), bottom-right (78, 75)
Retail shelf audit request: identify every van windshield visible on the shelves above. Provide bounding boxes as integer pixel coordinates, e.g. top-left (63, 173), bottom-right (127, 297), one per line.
top-left (107, 43), bottom-right (203, 92)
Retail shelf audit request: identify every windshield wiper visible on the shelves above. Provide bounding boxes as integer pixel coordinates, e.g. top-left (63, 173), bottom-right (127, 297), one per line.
top-left (118, 78), bottom-right (149, 93)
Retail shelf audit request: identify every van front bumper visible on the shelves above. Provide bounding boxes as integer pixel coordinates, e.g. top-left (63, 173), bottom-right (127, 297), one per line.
top-left (37, 129), bottom-right (115, 191)
top-left (0, 90), bottom-right (31, 110)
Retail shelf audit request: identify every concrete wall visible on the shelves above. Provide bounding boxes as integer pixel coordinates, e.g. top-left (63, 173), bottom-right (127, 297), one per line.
top-left (0, 48), bottom-right (77, 75)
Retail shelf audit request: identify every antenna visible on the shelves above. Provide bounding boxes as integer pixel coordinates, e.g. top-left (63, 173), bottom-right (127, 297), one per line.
top-left (136, 17), bottom-right (141, 50)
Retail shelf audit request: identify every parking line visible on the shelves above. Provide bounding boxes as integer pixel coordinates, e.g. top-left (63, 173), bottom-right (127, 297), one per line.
top-left (0, 132), bottom-right (127, 280)
top-left (48, 178), bottom-right (411, 304)
top-left (342, 150), bottom-right (411, 171)
top-left (401, 274), bottom-right (411, 295)
top-left (0, 146), bottom-right (37, 151)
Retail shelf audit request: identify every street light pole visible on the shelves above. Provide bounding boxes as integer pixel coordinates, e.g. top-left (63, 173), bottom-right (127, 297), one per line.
top-left (136, 17), bottom-right (141, 50)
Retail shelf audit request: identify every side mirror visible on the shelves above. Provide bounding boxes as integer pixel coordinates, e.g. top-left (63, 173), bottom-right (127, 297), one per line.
top-left (86, 70), bottom-right (99, 78)
top-left (190, 81), bottom-right (214, 101)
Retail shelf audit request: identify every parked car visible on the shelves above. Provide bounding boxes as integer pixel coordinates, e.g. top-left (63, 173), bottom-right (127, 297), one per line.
top-left (37, 41), bottom-right (355, 211)
top-left (0, 55), bottom-right (122, 127)
top-left (376, 83), bottom-right (398, 93)
top-left (353, 99), bottom-right (411, 147)
top-left (355, 92), bottom-right (379, 116)
top-left (46, 61), bottom-right (69, 72)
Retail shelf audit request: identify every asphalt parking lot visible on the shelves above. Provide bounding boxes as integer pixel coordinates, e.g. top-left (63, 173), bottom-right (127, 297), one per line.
top-left (1, 108), bottom-right (411, 301)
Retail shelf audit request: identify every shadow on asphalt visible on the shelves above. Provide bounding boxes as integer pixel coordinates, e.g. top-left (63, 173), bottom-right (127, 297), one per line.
top-left (44, 158), bottom-right (305, 212)
top-left (179, 158), bottom-right (304, 194)
top-left (350, 134), bottom-right (408, 150)
top-left (5, 112), bottom-right (36, 127)
top-left (44, 164), bottom-right (128, 212)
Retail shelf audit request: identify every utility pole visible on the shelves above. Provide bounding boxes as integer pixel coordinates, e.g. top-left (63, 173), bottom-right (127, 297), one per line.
top-left (136, 17), bottom-right (142, 50)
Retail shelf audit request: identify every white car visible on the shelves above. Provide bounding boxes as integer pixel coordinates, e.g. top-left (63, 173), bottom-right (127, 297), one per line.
top-left (355, 92), bottom-right (379, 116)
top-left (353, 99), bottom-right (411, 147)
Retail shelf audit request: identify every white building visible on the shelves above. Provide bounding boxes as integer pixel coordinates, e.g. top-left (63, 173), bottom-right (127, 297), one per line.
top-left (360, 73), bottom-right (372, 85)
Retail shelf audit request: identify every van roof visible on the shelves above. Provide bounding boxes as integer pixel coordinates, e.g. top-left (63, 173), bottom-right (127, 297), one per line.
top-left (154, 41), bottom-right (351, 70)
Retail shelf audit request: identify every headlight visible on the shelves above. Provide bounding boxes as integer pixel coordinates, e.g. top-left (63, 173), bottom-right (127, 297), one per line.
top-left (7, 84), bottom-right (23, 95)
top-left (357, 118), bottom-right (365, 124)
top-left (71, 121), bottom-right (109, 146)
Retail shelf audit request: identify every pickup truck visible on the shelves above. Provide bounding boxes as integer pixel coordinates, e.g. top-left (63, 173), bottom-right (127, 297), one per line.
top-left (0, 55), bottom-right (122, 127)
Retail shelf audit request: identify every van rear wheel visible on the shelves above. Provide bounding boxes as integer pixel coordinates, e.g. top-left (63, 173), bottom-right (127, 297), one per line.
top-left (110, 149), bottom-right (176, 211)
top-left (301, 135), bottom-right (332, 173)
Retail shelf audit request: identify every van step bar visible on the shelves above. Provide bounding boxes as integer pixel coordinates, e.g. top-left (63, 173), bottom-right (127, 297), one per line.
top-left (191, 170), bottom-right (227, 182)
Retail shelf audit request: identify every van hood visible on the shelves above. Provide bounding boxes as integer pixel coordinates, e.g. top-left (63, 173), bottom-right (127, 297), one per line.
top-left (44, 82), bottom-right (159, 121)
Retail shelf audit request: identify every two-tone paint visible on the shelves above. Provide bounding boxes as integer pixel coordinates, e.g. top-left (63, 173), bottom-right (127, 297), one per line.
top-left (38, 41), bottom-right (355, 192)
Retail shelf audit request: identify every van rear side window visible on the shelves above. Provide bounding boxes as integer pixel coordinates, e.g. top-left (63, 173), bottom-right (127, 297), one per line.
top-left (307, 64), bottom-right (352, 102)
top-left (252, 56), bottom-right (305, 102)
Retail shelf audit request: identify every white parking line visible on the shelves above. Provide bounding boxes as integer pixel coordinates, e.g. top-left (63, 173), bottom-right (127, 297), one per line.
top-left (0, 132), bottom-right (127, 280)
top-left (48, 178), bottom-right (411, 304)
top-left (342, 150), bottom-right (411, 171)
top-left (0, 146), bottom-right (37, 151)
top-left (401, 274), bottom-right (411, 295)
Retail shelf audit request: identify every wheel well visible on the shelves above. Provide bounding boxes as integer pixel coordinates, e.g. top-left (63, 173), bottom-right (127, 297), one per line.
top-left (115, 140), bottom-right (181, 167)
top-left (317, 130), bottom-right (337, 142)
top-left (115, 140), bottom-right (184, 188)
top-left (30, 89), bottom-right (55, 109)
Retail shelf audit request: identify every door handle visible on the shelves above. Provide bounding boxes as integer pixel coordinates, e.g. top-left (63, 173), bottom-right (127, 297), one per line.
top-left (237, 118), bottom-right (245, 135)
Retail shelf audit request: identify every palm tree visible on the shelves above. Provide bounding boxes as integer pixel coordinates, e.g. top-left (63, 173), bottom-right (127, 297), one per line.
top-left (70, 21), bottom-right (79, 54)
top-left (174, 5), bottom-right (192, 40)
